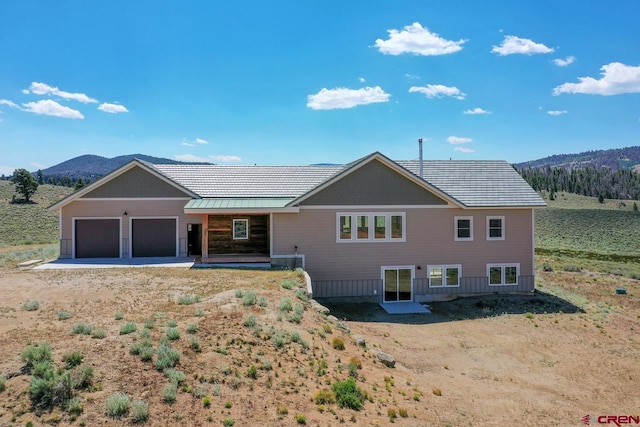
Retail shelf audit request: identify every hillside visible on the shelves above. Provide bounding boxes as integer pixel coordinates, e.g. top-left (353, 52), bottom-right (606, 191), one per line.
top-left (514, 146), bottom-right (640, 170)
top-left (39, 154), bottom-right (212, 184)
top-left (0, 181), bottom-right (73, 246)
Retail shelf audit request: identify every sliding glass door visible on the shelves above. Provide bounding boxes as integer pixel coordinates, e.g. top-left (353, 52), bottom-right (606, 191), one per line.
top-left (383, 266), bottom-right (414, 302)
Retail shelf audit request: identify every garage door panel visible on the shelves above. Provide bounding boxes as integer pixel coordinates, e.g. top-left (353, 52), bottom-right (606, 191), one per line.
top-left (75, 219), bottom-right (120, 258)
top-left (132, 219), bottom-right (176, 257)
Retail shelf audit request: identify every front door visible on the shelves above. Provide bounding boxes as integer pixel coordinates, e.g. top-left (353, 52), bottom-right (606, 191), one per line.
top-left (382, 266), bottom-right (414, 302)
top-left (187, 224), bottom-right (202, 256)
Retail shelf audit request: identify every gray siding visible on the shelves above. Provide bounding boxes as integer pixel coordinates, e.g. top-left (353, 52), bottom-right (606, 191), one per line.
top-left (312, 276), bottom-right (535, 300)
top-left (300, 159), bottom-right (447, 206)
top-left (82, 166), bottom-right (190, 198)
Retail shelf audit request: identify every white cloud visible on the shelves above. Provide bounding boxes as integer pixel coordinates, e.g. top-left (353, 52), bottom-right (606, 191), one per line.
top-left (554, 56), bottom-right (575, 67)
top-left (547, 110), bottom-right (567, 115)
top-left (98, 102), bottom-right (129, 113)
top-left (31, 162), bottom-right (46, 169)
top-left (492, 35), bottom-right (554, 56)
top-left (454, 147), bottom-right (475, 153)
top-left (195, 138), bottom-right (208, 144)
top-left (375, 22), bottom-right (466, 56)
top-left (26, 82), bottom-right (98, 103)
top-left (447, 136), bottom-right (472, 144)
top-left (0, 99), bottom-right (20, 109)
top-left (174, 154), bottom-right (210, 163)
top-left (0, 166), bottom-right (16, 175)
top-left (409, 84), bottom-right (466, 100)
top-left (181, 142), bottom-right (195, 147)
top-left (358, 77), bottom-right (366, 83)
top-left (307, 86), bottom-right (390, 110)
top-left (552, 62), bottom-right (640, 96)
top-left (463, 107), bottom-right (491, 115)
top-left (211, 155), bottom-right (242, 162)
top-left (22, 100), bottom-right (84, 119)
top-left (405, 74), bottom-right (420, 80)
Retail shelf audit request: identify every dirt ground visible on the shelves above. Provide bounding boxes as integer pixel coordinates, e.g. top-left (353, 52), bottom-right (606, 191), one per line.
top-left (0, 266), bottom-right (639, 426)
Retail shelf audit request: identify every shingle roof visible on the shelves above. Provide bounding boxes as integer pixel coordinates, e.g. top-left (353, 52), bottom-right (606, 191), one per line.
top-left (149, 164), bottom-right (344, 198)
top-left (148, 156), bottom-right (545, 208)
top-left (397, 160), bottom-right (546, 207)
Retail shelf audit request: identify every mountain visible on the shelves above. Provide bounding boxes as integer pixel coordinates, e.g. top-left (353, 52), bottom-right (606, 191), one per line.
top-left (39, 154), bottom-right (211, 185)
top-left (514, 146), bottom-right (640, 171)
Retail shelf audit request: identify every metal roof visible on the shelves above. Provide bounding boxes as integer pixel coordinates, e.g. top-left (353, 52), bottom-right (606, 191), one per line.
top-left (185, 198), bottom-right (295, 210)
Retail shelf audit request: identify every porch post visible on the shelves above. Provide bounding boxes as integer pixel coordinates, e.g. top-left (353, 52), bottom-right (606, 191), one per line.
top-left (202, 214), bottom-right (208, 258)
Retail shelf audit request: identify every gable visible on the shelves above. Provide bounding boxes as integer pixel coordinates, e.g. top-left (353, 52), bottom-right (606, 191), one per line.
top-left (81, 165), bottom-right (191, 198)
top-left (298, 159), bottom-right (448, 206)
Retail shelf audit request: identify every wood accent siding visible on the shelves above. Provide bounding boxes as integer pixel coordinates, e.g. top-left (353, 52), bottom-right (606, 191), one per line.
top-left (81, 166), bottom-right (189, 198)
top-left (300, 160), bottom-right (448, 206)
top-left (273, 208), bottom-right (535, 294)
top-left (207, 215), bottom-right (269, 255)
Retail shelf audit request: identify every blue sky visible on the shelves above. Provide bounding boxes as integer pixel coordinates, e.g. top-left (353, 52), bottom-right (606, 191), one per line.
top-left (1, 1), bottom-right (639, 175)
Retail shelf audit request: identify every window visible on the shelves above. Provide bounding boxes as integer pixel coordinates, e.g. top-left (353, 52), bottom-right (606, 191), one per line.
top-left (233, 219), bottom-right (248, 240)
top-left (428, 265), bottom-right (461, 287)
top-left (486, 216), bottom-right (505, 240)
top-left (455, 216), bottom-right (473, 241)
top-left (337, 213), bottom-right (405, 242)
top-left (487, 263), bottom-right (519, 286)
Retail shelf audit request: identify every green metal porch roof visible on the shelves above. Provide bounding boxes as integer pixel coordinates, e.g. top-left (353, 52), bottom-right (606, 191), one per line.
top-left (184, 198), bottom-right (295, 210)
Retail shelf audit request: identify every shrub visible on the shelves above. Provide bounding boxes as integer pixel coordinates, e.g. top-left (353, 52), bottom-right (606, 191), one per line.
top-left (332, 378), bottom-right (365, 410)
top-left (72, 365), bottom-right (94, 389)
top-left (348, 362), bottom-right (359, 378)
top-left (167, 320), bottom-right (178, 327)
top-left (0, 375), bottom-right (6, 393)
top-left (189, 335), bottom-right (201, 352)
top-left (62, 351), bottom-right (83, 369)
top-left (287, 303), bottom-right (304, 323)
top-left (272, 332), bottom-right (288, 349)
top-left (68, 396), bottom-right (83, 415)
top-left (243, 314), bottom-right (257, 327)
top-left (114, 310), bottom-right (124, 320)
top-left (235, 289), bottom-right (244, 298)
top-left (162, 382), bottom-right (177, 403)
top-left (388, 408), bottom-right (397, 420)
top-left (164, 369), bottom-right (186, 384)
top-left (295, 288), bottom-right (309, 302)
top-left (322, 324), bottom-right (332, 334)
top-left (131, 400), bottom-right (149, 423)
top-left (195, 309), bottom-right (205, 317)
top-left (279, 297), bottom-right (293, 312)
top-left (91, 329), bottom-right (107, 339)
top-left (143, 318), bottom-right (155, 329)
top-left (246, 365), bottom-right (258, 379)
top-left (58, 311), bottom-right (72, 320)
top-left (281, 278), bottom-right (295, 289)
top-left (525, 312), bottom-right (534, 319)
top-left (22, 300), bottom-right (40, 311)
top-left (186, 323), bottom-right (198, 334)
top-left (563, 264), bottom-right (582, 272)
top-left (432, 388), bottom-right (442, 396)
top-left (223, 419), bottom-right (235, 427)
top-left (140, 346), bottom-right (154, 362)
top-left (21, 342), bottom-right (53, 367)
top-left (71, 323), bottom-right (93, 335)
top-left (313, 389), bottom-right (335, 404)
top-left (398, 408), bottom-right (408, 418)
top-left (120, 323), bottom-right (137, 335)
top-left (332, 337), bottom-right (345, 350)
top-left (296, 414), bottom-right (307, 425)
top-left (242, 290), bottom-right (257, 306)
top-left (258, 296), bottom-right (268, 307)
top-left (542, 262), bottom-right (554, 272)
top-left (276, 404), bottom-right (288, 415)
top-left (203, 394), bottom-right (212, 408)
top-left (166, 327), bottom-right (180, 341)
top-left (105, 392), bottom-right (130, 418)
top-left (177, 294), bottom-right (201, 305)
top-left (155, 342), bottom-right (180, 371)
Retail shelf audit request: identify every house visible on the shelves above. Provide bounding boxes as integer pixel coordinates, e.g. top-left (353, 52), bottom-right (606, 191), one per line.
top-left (49, 152), bottom-right (546, 302)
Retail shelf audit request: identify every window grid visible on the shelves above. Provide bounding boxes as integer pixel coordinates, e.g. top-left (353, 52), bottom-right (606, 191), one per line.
top-left (337, 213), bottom-right (406, 242)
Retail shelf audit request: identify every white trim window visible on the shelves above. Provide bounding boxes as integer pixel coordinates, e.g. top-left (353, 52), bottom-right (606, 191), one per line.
top-left (486, 216), bottom-right (505, 240)
top-left (487, 263), bottom-right (519, 286)
top-left (337, 213), bottom-right (405, 242)
top-left (233, 219), bottom-right (249, 240)
top-left (428, 265), bottom-right (461, 288)
top-left (454, 216), bottom-right (473, 241)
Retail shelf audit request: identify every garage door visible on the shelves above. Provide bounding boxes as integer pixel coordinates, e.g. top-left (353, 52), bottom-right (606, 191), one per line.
top-left (75, 219), bottom-right (120, 258)
top-left (132, 218), bottom-right (177, 257)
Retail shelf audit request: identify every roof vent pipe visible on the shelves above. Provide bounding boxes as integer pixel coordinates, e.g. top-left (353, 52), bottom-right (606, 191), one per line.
top-left (418, 138), bottom-right (424, 179)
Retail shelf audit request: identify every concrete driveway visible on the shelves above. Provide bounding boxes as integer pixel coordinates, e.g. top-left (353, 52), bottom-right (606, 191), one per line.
top-left (33, 257), bottom-right (196, 270)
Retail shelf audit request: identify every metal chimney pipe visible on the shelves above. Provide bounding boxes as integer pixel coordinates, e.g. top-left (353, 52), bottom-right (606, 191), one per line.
top-left (418, 138), bottom-right (423, 178)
